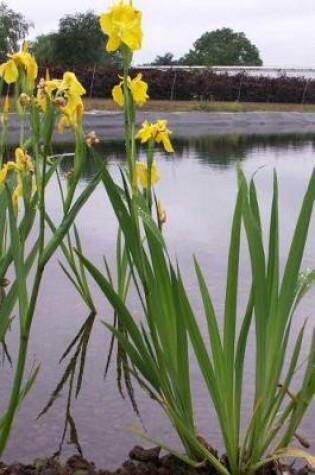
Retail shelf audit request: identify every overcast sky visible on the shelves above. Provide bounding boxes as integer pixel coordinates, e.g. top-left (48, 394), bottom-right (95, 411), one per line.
top-left (8, 0), bottom-right (315, 66)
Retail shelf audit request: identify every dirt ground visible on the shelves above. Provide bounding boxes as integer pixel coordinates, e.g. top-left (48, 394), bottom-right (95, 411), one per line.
top-left (0, 446), bottom-right (313, 475)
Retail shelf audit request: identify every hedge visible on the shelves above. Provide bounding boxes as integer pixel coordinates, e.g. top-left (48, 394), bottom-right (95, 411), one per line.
top-left (33, 65), bottom-right (315, 104)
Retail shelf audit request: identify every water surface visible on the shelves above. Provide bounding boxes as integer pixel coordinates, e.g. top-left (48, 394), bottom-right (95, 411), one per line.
top-left (1, 132), bottom-right (315, 468)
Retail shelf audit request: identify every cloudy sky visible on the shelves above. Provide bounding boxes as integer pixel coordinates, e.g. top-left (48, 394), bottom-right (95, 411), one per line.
top-left (8, 0), bottom-right (315, 66)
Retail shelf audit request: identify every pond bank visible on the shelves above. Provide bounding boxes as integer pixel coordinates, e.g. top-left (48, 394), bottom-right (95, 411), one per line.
top-left (0, 448), bottom-right (312, 475)
top-left (5, 111), bottom-right (315, 144)
top-left (72, 111), bottom-right (315, 140)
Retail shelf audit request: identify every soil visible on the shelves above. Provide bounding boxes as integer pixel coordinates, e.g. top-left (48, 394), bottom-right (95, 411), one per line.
top-left (0, 447), bottom-right (313, 475)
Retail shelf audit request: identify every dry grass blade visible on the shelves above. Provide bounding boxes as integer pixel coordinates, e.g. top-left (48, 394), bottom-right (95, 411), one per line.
top-left (38, 313), bottom-right (96, 419)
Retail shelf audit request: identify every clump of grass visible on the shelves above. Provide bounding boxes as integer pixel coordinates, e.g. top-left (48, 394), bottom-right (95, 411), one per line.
top-left (80, 164), bottom-right (315, 475)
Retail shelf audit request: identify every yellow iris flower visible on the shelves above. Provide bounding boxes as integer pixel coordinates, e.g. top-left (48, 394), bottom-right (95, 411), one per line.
top-left (12, 178), bottom-right (23, 208)
top-left (45, 72), bottom-right (85, 107)
top-left (58, 101), bottom-right (84, 134)
top-left (157, 199), bottom-right (166, 224)
top-left (37, 72), bottom-right (86, 132)
top-left (136, 120), bottom-right (174, 153)
top-left (44, 79), bottom-right (62, 101)
top-left (134, 161), bottom-right (160, 188)
top-left (10, 53), bottom-right (38, 88)
top-left (1, 95), bottom-right (10, 124)
top-left (14, 147), bottom-right (33, 172)
top-left (112, 73), bottom-right (149, 107)
top-left (0, 165), bottom-right (8, 185)
top-left (100, 1), bottom-right (142, 52)
top-left (0, 147), bottom-right (35, 209)
top-left (0, 148), bottom-right (33, 181)
top-left (60, 73), bottom-right (85, 125)
top-left (0, 59), bottom-right (19, 84)
top-left (60, 72), bottom-right (86, 98)
top-left (0, 42), bottom-right (38, 87)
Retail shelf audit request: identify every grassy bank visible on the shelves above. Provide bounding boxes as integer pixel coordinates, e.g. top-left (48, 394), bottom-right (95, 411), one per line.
top-left (1, 97), bottom-right (314, 113)
top-left (83, 98), bottom-right (315, 113)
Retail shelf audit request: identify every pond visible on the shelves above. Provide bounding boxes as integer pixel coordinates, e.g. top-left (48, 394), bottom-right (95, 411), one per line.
top-left (1, 132), bottom-right (315, 469)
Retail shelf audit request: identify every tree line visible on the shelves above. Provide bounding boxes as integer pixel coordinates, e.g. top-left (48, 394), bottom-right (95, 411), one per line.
top-left (0, 1), bottom-right (263, 67)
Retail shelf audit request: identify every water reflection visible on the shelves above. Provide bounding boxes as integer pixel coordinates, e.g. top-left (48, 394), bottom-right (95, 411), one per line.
top-left (2, 132), bottom-right (315, 469)
top-left (179, 133), bottom-right (315, 166)
top-left (56, 132), bottom-right (315, 178)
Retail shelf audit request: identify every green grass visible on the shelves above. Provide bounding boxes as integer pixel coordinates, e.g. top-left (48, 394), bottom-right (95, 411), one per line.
top-left (2, 96), bottom-right (314, 113)
top-left (82, 97), bottom-right (315, 113)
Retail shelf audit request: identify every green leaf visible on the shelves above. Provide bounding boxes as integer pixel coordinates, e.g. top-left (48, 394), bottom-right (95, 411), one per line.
top-left (5, 185), bottom-right (28, 327)
top-left (234, 288), bottom-right (254, 442)
top-left (0, 186), bottom-right (8, 255)
top-left (41, 169), bottom-right (103, 266)
top-left (222, 183), bottom-right (243, 454)
top-left (239, 170), bottom-right (268, 415)
top-left (0, 191), bottom-right (37, 280)
top-left (194, 258), bottom-right (224, 383)
top-left (259, 323), bottom-right (306, 453)
top-left (101, 167), bottom-right (144, 276)
top-left (77, 250), bottom-right (159, 387)
top-left (278, 170), bottom-right (315, 326)
top-left (0, 240), bottom-right (39, 341)
top-left (266, 171), bottom-right (279, 314)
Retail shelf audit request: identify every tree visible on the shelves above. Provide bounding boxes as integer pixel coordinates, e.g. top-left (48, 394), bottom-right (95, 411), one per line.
top-left (31, 33), bottom-right (58, 64)
top-left (152, 52), bottom-right (176, 65)
top-left (52, 11), bottom-right (121, 66)
top-left (0, 1), bottom-right (33, 61)
top-left (180, 28), bottom-right (262, 66)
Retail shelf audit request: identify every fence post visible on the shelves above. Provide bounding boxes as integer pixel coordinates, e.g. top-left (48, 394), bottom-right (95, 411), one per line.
top-left (89, 63), bottom-right (97, 98)
top-left (236, 70), bottom-right (246, 102)
top-left (170, 71), bottom-right (177, 101)
top-left (301, 78), bottom-right (310, 106)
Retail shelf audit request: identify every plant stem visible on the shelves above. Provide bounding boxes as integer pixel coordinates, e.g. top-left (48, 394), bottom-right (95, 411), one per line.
top-left (122, 47), bottom-right (135, 187)
top-left (145, 140), bottom-right (154, 213)
top-left (19, 109), bottom-right (25, 146)
top-left (63, 129), bottom-right (84, 213)
top-left (0, 332), bottom-right (28, 455)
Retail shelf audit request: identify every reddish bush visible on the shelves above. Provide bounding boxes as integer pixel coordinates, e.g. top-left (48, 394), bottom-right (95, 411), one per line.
top-left (32, 65), bottom-right (315, 104)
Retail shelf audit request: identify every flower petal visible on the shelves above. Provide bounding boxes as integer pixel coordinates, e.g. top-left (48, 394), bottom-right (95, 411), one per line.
top-left (0, 165), bottom-right (8, 185)
top-left (0, 60), bottom-right (19, 84)
top-left (162, 134), bottom-right (174, 153)
top-left (112, 84), bottom-right (124, 107)
top-left (106, 33), bottom-right (121, 52)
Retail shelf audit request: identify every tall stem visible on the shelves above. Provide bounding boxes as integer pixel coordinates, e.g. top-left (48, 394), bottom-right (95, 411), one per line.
top-left (0, 333), bottom-right (28, 455)
top-left (19, 109), bottom-right (26, 146)
top-left (122, 47), bottom-right (135, 186)
top-left (64, 128), bottom-right (85, 213)
top-left (145, 140), bottom-right (154, 213)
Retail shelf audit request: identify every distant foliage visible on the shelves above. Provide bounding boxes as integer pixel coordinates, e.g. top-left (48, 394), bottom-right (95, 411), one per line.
top-left (151, 52), bottom-right (177, 65)
top-left (180, 28), bottom-right (262, 66)
top-left (37, 66), bottom-right (315, 104)
top-left (30, 33), bottom-right (58, 64)
top-left (0, 1), bottom-right (33, 61)
top-left (31, 11), bottom-right (121, 67)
